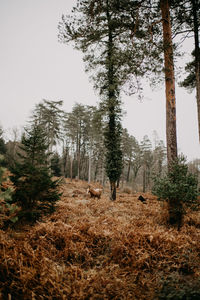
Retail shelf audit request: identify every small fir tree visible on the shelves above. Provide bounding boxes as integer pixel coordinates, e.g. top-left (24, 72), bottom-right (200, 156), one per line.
top-left (10, 124), bottom-right (60, 221)
top-left (0, 155), bottom-right (18, 227)
top-left (152, 156), bottom-right (199, 229)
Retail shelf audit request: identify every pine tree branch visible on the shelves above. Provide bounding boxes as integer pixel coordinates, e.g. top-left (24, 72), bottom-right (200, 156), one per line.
top-left (173, 29), bottom-right (193, 38)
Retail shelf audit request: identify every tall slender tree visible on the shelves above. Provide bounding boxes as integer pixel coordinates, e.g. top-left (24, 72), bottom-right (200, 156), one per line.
top-left (90, 107), bottom-right (106, 183)
top-left (32, 99), bottom-right (63, 159)
top-left (191, 0), bottom-right (200, 142)
top-left (103, 0), bottom-right (123, 199)
top-left (59, 0), bottom-right (132, 199)
top-left (160, 0), bottom-right (178, 166)
top-left (141, 135), bottom-right (153, 192)
top-left (153, 140), bottom-right (166, 176)
top-left (64, 103), bottom-right (89, 180)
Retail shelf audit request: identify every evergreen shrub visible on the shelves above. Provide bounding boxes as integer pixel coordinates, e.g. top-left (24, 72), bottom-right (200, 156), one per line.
top-left (0, 155), bottom-right (19, 227)
top-left (152, 156), bottom-right (199, 227)
top-left (10, 124), bottom-right (61, 222)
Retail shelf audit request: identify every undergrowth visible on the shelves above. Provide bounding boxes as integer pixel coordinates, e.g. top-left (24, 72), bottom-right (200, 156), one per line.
top-left (0, 179), bottom-right (199, 299)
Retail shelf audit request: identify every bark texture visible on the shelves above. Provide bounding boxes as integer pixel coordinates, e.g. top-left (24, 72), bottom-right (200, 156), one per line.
top-left (192, 0), bottom-right (200, 143)
top-left (160, 0), bottom-right (178, 166)
top-left (110, 181), bottom-right (117, 201)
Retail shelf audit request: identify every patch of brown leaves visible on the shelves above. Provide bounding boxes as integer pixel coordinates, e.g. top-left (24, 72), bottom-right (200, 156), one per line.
top-left (0, 179), bottom-right (199, 299)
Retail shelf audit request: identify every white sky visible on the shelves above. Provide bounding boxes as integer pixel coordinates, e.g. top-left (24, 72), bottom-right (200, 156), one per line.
top-left (0, 0), bottom-right (199, 161)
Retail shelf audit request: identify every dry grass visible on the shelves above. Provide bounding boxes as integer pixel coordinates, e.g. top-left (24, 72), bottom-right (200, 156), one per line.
top-left (0, 178), bottom-right (200, 299)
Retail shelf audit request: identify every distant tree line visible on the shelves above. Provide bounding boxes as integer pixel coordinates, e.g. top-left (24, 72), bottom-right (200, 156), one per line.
top-left (1, 99), bottom-right (200, 193)
top-left (0, 99), bottom-right (199, 229)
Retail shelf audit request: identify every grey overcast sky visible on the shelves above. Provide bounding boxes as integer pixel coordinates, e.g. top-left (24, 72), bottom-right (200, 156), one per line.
top-left (0, 0), bottom-right (199, 161)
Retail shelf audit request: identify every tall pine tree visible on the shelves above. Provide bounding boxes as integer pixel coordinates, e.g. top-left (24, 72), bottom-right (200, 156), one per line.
top-left (10, 123), bottom-right (60, 221)
top-left (59, 0), bottom-right (131, 199)
top-left (160, 0), bottom-right (178, 165)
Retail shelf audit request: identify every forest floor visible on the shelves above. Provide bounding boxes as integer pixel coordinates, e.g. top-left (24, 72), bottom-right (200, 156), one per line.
top-left (0, 178), bottom-right (200, 299)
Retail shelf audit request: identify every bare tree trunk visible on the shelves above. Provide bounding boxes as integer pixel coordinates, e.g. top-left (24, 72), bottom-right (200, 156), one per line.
top-left (63, 153), bottom-right (67, 177)
top-left (77, 151), bottom-right (80, 180)
top-left (160, 0), bottom-right (178, 166)
top-left (88, 151), bottom-right (91, 183)
top-left (94, 164), bottom-right (98, 181)
top-left (76, 130), bottom-right (81, 180)
top-left (126, 160), bottom-right (131, 182)
top-left (192, 0), bottom-right (200, 143)
top-left (116, 177), bottom-right (120, 188)
top-left (101, 165), bottom-right (104, 186)
top-left (143, 167), bottom-right (146, 193)
top-left (110, 181), bottom-right (116, 200)
top-left (70, 156), bottom-right (73, 182)
top-left (62, 142), bottom-right (67, 177)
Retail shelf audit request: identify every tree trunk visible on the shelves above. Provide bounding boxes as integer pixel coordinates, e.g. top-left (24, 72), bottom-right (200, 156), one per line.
top-left (117, 177), bottom-right (120, 188)
top-left (161, 0), bottom-right (180, 228)
top-left (133, 166), bottom-right (140, 181)
top-left (63, 154), bottom-right (67, 177)
top-left (192, 0), bottom-right (200, 143)
top-left (101, 165), bottom-right (104, 186)
top-left (110, 181), bottom-right (116, 200)
top-left (126, 160), bottom-right (131, 182)
top-left (88, 151), bottom-right (91, 183)
top-left (77, 151), bottom-right (80, 180)
top-left (94, 163), bottom-right (98, 181)
top-left (143, 167), bottom-right (146, 193)
top-left (104, 0), bottom-right (122, 200)
top-left (62, 142), bottom-right (67, 177)
top-left (76, 130), bottom-right (81, 180)
top-left (168, 199), bottom-right (183, 230)
top-left (70, 156), bottom-right (73, 181)
top-left (160, 0), bottom-right (178, 166)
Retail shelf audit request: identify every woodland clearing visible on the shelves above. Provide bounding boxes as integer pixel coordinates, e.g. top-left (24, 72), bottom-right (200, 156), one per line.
top-left (0, 178), bottom-right (200, 299)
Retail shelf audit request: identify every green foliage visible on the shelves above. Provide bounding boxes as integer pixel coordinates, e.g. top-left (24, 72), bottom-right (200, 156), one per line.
top-left (0, 155), bottom-right (19, 227)
top-left (10, 124), bottom-right (60, 222)
top-left (32, 99), bottom-right (64, 159)
top-left (59, 0), bottom-right (163, 96)
top-left (152, 156), bottom-right (199, 228)
top-left (104, 114), bottom-right (123, 184)
top-left (171, 0), bottom-right (200, 97)
top-left (152, 156), bottom-right (198, 209)
top-left (0, 137), bottom-right (6, 156)
top-left (179, 50), bottom-right (196, 92)
top-left (0, 128), bottom-right (7, 167)
top-left (51, 152), bottom-right (62, 177)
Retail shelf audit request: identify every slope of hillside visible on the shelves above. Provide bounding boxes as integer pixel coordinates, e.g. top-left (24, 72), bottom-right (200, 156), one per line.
top-left (0, 178), bottom-right (200, 299)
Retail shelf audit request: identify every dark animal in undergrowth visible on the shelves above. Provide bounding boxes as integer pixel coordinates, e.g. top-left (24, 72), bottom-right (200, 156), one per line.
top-left (87, 186), bottom-right (102, 199)
top-left (138, 195), bottom-right (146, 203)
